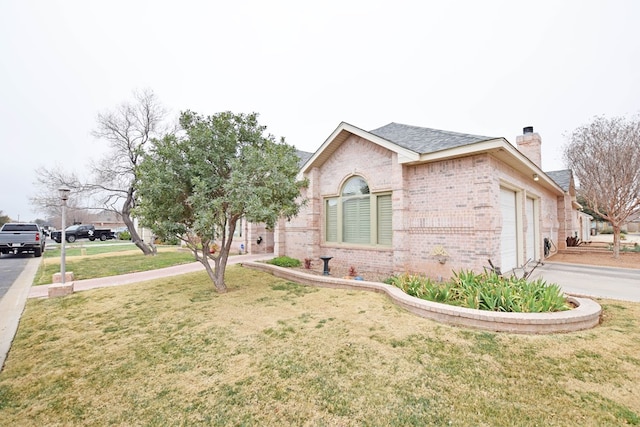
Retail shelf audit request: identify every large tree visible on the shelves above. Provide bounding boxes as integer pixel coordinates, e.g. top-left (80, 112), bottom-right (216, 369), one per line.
top-left (32, 89), bottom-right (169, 254)
top-left (564, 115), bottom-right (640, 257)
top-left (135, 111), bottom-right (307, 292)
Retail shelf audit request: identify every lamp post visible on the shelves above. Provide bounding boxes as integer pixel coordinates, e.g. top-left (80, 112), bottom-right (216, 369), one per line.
top-left (58, 187), bottom-right (70, 285)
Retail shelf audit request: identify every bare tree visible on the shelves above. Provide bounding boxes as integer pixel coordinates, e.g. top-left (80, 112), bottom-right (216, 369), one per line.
top-left (31, 89), bottom-right (170, 254)
top-left (89, 89), bottom-right (170, 255)
top-left (31, 167), bottom-right (84, 224)
top-left (564, 115), bottom-right (640, 258)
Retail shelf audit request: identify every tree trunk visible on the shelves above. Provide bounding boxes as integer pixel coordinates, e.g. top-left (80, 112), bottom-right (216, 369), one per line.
top-left (207, 216), bottom-right (239, 293)
top-left (208, 246), bottom-right (228, 293)
top-left (612, 224), bottom-right (621, 259)
top-left (122, 187), bottom-right (153, 256)
top-left (201, 256), bottom-right (226, 293)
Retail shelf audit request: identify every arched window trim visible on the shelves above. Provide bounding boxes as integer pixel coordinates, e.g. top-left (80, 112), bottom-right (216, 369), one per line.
top-left (324, 175), bottom-right (392, 246)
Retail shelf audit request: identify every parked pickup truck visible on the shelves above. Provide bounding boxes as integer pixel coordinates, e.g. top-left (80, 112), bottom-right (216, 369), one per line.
top-left (0, 223), bottom-right (46, 257)
top-left (51, 224), bottom-right (115, 243)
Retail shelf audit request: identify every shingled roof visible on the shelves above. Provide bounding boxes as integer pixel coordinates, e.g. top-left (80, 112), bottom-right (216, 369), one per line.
top-left (295, 150), bottom-right (314, 168)
top-left (369, 122), bottom-right (496, 154)
top-left (545, 170), bottom-right (573, 192)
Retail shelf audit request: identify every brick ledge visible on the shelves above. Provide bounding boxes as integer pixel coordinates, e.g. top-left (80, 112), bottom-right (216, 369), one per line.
top-left (242, 261), bottom-right (602, 334)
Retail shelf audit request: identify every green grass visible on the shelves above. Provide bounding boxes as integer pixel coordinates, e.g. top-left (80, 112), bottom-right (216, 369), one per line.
top-left (43, 241), bottom-right (168, 258)
top-left (34, 249), bottom-right (195, 285)
top-left (1, 266), bottom-right (639, 426)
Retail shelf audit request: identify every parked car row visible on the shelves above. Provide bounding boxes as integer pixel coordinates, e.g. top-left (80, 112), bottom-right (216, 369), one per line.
top-left (0, 222), bottom-right (136, 258)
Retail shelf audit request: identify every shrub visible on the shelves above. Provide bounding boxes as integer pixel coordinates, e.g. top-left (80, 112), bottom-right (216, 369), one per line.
top-left (118, 230), bottom-right (131, 240)
top-left (156, 235), bottom-right (180, 245)
top-left (621, 243), bottom-right (640, 253)
top-left (388, 270), bottom-right (569, 313)
top-left (267, 256), bottom-right (302, 268)
top-left (304, 258), bottom-right (313, 269)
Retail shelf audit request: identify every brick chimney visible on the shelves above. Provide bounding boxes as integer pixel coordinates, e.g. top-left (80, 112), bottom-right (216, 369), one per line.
top-left (516, 126), bottom-right (542, 168)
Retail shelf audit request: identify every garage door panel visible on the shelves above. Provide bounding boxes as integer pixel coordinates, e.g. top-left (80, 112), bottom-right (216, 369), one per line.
top-left (526, 197), bottom-right (536, 261)
top-left (500, 188), bottom-right (517, 272)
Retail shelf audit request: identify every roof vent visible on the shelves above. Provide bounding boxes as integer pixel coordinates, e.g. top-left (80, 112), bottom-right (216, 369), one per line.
top-left (523, 126), bottom-right (534, 134)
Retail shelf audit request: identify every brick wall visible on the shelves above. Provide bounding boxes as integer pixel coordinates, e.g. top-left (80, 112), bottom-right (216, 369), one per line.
top-left (279, 136), bottom-right (395, 275)
top-left (277, 133), bottom-right (572, 280)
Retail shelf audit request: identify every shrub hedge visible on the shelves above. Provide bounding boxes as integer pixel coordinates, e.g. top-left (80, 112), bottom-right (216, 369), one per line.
top-left (267, 256), bottom-right (302, 268)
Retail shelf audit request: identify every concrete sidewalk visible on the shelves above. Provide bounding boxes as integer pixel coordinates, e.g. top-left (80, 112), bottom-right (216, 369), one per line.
top-left (0, 257), bottom-right (40, 371)
top-left (1, 253), bottom-right (272, 371)
top-left (28, 253), bottom-right (272, 298)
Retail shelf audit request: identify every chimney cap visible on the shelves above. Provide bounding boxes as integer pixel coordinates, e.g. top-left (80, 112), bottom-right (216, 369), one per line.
top-left (523, 126), bottom-right (534, 134)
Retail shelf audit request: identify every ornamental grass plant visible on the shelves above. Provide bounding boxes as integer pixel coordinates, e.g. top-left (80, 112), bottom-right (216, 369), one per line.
top-left (387, 270), bottom-right (569, 312)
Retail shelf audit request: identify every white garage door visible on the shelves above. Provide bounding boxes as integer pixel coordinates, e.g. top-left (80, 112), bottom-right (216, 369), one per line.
top-left (500, 188), bottom-right (518, 272)
top-left (526, 197), bottom-right (536, 262)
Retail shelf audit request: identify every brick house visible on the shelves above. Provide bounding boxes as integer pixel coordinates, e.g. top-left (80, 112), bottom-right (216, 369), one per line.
top-left (272, 122), bottom-right (586, 279)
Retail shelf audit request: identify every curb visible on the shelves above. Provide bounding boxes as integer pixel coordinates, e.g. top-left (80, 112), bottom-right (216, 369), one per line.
top-left (0, 257), bottom-right (41, 371)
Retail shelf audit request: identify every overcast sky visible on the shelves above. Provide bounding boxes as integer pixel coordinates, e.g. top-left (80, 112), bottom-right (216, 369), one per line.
top-left (1, 0), bottom-right (639, 222)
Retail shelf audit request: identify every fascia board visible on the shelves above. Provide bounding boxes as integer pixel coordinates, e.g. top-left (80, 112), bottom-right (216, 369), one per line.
top-left (299, 122), bottom-right (419, 174)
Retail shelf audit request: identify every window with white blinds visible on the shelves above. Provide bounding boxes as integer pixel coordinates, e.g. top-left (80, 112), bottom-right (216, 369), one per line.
top-left (326, 199), bottom-right (337, 242)
top-left (324, 176), bottom-right (392, 246)
top-left (343, 197), bottom-right (370, 243)
top-left (377, 194), bottom-right (392, 245)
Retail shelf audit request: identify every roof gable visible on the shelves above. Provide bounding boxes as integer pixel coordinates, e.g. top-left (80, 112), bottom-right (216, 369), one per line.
top-left (369, 122), bottom-right (496, 154)
top-left (299, 122), bottom-right (420, 173)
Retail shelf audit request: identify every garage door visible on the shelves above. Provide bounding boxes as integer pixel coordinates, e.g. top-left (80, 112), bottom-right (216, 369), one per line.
top-left (500, 188), bottom-right (518, 272)
top-left (526, 197), bottom-right (536, 262)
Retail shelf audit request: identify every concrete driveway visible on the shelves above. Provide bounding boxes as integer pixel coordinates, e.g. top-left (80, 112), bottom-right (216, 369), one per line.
top-left (530, 262), bottom-right (640, 302)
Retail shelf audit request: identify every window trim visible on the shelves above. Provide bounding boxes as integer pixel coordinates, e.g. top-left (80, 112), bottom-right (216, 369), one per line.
top-left (324, 176), bottom-right (392, 247)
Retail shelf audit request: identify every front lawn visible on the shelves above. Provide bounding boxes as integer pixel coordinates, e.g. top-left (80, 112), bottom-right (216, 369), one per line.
top-left (34, 248), bottom-right (195, 285)
top-left (1, 266), bottom-right (639, 426)
top-left (43, 241), bottom-right (143, 258)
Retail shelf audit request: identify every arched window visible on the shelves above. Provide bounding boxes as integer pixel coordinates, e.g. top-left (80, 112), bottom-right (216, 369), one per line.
top-left (342, 176), bottom-right (370, 243)
top-left (325, 176), bottom-right (392, 246)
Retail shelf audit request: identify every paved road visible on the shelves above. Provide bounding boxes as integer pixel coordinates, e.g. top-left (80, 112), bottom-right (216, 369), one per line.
top-left (0, 253), bottom-right (37, 299)
top-left (530, 262), bottom-right (640, 302)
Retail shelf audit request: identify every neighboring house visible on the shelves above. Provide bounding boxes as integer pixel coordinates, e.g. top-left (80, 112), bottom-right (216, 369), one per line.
top-left (625, 212), bottom-right (640, 233)
top-left (88, 210), bottom-right (126, 232)
top-left (546, 170), bottom-right (593, 244)
top-left (272, 122), bottom-right (584, 278)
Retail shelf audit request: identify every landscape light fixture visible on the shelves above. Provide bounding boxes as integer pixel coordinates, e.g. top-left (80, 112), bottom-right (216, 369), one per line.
top-left (58, 187), bottom-right (70, 284)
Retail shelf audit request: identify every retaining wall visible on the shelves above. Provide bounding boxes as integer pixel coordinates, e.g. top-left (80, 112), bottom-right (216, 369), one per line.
top-left (242, 261), bottom-right (602, 334)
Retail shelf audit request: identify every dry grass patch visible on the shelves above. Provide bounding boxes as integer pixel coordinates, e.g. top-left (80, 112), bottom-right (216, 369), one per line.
top-left (1, 267), bottom-right (639, 426)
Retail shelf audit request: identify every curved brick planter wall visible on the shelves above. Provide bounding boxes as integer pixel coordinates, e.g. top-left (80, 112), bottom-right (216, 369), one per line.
top-left (242, 261), bottom-right (602, 334)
